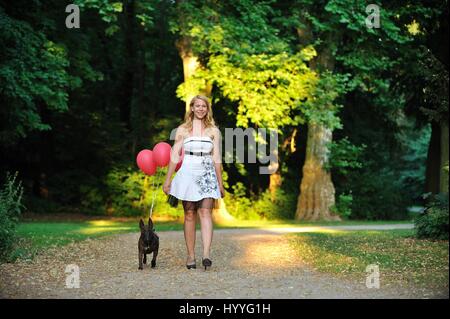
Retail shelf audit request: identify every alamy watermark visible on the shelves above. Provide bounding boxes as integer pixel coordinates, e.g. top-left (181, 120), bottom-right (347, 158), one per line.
top-left (365, 4), bottom-right (380, 29)
top-left (365, 264), bottom-right (380, 289)
top-left (66, 4), bottom-right (80, 29)
top-left (169, 127), bottom-right (278, 175)
top-left (65, 264), bottom-right (80, 288)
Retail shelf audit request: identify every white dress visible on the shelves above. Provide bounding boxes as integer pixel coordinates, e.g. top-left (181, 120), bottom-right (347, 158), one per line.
top-left (169, 135), bottom-right (221, 203)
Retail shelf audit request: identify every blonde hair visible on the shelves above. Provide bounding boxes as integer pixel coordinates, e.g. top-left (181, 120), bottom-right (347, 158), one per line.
top-left (181, 95), bottom-right (217, 136)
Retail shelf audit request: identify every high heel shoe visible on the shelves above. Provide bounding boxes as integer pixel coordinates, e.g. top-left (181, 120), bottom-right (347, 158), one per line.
top-left (202, 258), bottom-right (212, 270)
top-left (186, 258), bottom-right (196, 269)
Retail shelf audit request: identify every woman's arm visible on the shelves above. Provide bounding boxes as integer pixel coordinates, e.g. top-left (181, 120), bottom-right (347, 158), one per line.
top-left (163, 127), bottom-right (184, 195)
top-left (211, 127), bottom-right (225, 197)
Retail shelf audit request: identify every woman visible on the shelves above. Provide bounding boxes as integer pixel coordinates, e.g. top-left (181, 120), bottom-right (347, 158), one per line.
top-left (162, 95), bottom-right (225, 270)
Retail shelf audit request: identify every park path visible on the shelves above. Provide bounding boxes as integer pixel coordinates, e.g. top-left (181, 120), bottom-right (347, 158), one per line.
top-left (0, 224), bottom-right (446, 299)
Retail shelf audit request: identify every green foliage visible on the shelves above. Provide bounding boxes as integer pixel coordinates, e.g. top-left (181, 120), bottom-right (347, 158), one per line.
top-left (170, 0), bottom-right (287, 56)
top-left (254, 188), bottom-right (297, 220)
top-left (302, 71), bottom-right (349, 129)
top-left (415, 193), bottom-right (449, 240)
top-left (0, 8), bottom-right (71, 144)
top-left (0, 172), bottom-right (25, 261)
top-left (179, 50), bottom-right (316, 130)
top-left (225, 182), bottom-right (296, 220)
top-left (416, 47), bottom-right (449, 123)
top-left (326, 137), bottom-right (366, 175)
top-left (330, 192), bottom-right (353, 219)
top-left (348, 168), bottom-right (411, 220)
top-left (80, 165), bottom-right (182, 218)
top-left (224, 182), bottom-right (257, 219)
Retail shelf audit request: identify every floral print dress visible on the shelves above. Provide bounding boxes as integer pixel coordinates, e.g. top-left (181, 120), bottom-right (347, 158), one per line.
top-left (168, 135), bottom-right (221, 204)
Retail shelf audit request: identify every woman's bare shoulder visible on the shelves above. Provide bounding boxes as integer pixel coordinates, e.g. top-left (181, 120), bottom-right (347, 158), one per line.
top-left (176, 125), bottom-right (189, 139)
top-left (207, 126), bottom-right (221, 140)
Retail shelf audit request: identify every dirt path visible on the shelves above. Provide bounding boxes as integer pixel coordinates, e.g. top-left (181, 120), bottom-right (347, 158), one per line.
top-left (0, 225), bottom-right (447, 299)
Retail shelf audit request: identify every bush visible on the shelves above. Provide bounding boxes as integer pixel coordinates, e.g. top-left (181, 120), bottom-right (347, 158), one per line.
top-left (80, 164), bottom-right (182, 218)
top-left (344, 168), bottom-right (410, 220)
top-left (0, 171), bottom-right (25, 261)
top-left (224, 182), bottom-right (297, 220)
top-left (330, 192), bottom-right (353, 219)
top-left (415, 193), bottom-right (449, 240)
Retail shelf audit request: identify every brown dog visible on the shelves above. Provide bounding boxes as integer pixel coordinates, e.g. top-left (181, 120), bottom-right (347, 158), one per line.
top-left (138, 217), bottom-right (159, 270)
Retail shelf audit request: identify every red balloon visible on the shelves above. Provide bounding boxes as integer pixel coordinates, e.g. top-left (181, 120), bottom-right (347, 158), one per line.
top-left (175, 147), bottom-right (184, 172)
top-left (136, 149), bottom-right (157, 175)
top-left (153, 142), bottom-right (172, 167)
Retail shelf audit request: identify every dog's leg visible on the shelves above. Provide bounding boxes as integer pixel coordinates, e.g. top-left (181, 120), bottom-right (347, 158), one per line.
top-left (151, 243), bottom-right (159, 268)
top-left (138, 249), bottom-right (143, 270)
top-left (143, 253), bottom-right (147, 265)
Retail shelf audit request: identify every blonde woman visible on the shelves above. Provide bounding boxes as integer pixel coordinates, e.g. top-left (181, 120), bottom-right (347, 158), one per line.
top-left (163, 95), bottom-right (225, 270)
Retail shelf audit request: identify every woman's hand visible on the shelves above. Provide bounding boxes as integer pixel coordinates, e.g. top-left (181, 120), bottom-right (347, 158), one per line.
top-left (219, 185), bottom-right (225, 198)
top-left (163, 180), bottom-right (171, 195)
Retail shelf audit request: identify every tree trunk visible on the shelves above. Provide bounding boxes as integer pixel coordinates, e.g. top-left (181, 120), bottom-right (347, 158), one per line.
top-left (269, 171), bottom-right (281, 199)
top-left (295, 123), bottom-right (340, 221)
top-left (295, 25), bottom-right (340, 220)
top-left (425, 121), bottom-right (441, 194)
top-left (440, 120), bottom-right (449, 193)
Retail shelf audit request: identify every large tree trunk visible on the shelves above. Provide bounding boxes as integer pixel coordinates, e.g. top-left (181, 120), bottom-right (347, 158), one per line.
top-left (440, 120), bottom-right (449, 193)
top-left (176, 36), bottom-right (200, 113)
top-left (295, 123), bottom-right (340, 221)
top-left (175, 34), bottom-right (234, 223)
top-left (425, 121), bottom-right (441, 194)
top-left (175, 36), bottom-right (212, 113)
top-left (295, 25), bottom-right (340, 220)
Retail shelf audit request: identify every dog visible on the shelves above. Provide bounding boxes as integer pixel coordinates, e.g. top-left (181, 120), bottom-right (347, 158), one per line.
top-left (138, 217), bottom-right (159, 270)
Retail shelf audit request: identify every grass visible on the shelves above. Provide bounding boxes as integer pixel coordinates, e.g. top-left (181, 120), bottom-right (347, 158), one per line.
top-left (217, 218), bottom-right (414, 229)
top-left (9, 217), bottom-right (414, 262)
top-left (288, 229), bottom-right (449, 290)
top-left (11, 220), bottom-right (184, 261)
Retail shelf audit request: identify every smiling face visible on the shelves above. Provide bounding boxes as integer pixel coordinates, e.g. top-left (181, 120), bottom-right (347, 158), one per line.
top-left (191, 98), bottom-right (208, 120)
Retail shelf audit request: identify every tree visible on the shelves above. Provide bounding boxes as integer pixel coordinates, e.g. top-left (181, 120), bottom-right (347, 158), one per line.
top-left (278, 0), bottom-right (419, 220)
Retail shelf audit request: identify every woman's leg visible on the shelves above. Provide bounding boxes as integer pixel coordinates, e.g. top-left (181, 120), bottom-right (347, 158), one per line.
top-left (182, 201), bottom-right (197, 262)
top-left (198, 198), bottom-right (214, 259)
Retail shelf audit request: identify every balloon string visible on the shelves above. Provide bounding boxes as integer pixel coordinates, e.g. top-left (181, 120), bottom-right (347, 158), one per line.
top-left (149, 168), bottom-right (161, 218)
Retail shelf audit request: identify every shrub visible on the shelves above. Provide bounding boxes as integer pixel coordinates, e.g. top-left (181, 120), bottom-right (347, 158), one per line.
top-left (224, 182), bottom-right (297, 220)
top-left (224, 182), bottom-right (258, 220)
top-left (415, 193), bottom-right (449, 240)
top-left (80, 165), bottom-right (182, 218)
top-left (0, 171), bottom-right (25, 261)
top-left (330, 192), bottom-right (353, 219)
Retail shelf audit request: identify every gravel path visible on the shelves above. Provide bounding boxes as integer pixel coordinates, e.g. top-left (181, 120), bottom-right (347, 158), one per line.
top-left (0, 225), bottom-right (447, 299)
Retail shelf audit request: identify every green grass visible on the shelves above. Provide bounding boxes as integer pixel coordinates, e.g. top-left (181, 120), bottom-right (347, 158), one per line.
top-left (288, 229), bottom-right (449, 289)
top-left (11, 220), bottom-right (184, 261)
top-left (9, 218), bottom-right (414, 262)
top-left (216, 218), bottom-right (414, 229)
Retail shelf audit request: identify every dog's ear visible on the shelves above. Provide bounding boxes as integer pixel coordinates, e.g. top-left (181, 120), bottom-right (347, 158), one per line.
top-left (139, 219), bottom-right (145, 230)
top-left (148, 217), bottom-right (153, 229)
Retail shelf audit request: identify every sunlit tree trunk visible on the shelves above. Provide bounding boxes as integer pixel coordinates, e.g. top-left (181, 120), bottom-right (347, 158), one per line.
top-left (295, 123), bottom-right (340, 221)
top-left (295, 26), bottom-right (341, 221)
top-left (175, 36), bottom-right (212, 113)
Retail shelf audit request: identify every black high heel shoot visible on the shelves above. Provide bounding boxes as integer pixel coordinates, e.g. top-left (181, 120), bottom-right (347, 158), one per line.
top-left (186, 257), bottom-right (196, 269)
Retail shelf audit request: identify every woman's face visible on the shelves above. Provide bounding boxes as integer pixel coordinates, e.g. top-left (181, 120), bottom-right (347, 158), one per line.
top-left (191, 99), bottom-right (208, 120)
